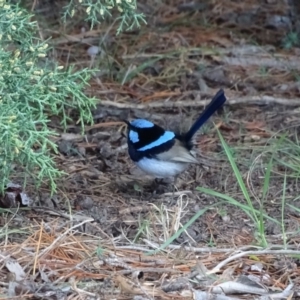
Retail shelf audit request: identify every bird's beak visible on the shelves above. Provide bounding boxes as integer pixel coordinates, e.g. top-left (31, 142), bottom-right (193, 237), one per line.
top-left (123, 120), bottom-right (131, 130)
top-left (123, 119), bottom-right (130, 127)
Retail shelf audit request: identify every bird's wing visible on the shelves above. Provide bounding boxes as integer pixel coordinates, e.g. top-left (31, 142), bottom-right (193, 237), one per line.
top-left (156, 140), bottom-right (198, 164)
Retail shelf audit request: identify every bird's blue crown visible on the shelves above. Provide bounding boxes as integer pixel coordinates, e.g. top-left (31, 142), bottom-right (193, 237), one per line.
top-left (130, 119), bottom-right (154, 129)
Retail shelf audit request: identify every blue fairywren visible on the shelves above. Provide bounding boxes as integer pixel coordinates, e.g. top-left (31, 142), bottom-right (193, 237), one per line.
top-left (125, 89), bottom-right (226, 179)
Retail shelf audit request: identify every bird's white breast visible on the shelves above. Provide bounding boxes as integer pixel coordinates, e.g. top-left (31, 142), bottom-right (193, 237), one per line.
top-left (136, 157), bottom-right (189, 178)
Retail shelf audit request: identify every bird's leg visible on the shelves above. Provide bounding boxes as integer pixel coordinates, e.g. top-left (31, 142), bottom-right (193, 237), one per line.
top-left (153, 178), bottom-right (163, 190)
top-left (171, 175), bottom-right (179, 202)
top-left (148, 178), bottom-right (163, 199)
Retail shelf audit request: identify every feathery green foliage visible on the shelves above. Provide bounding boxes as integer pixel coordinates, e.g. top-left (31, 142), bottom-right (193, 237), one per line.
top-left (63, 0), bottom-right (146, 34)
top-left (0, 2), bottom-right (96, 192)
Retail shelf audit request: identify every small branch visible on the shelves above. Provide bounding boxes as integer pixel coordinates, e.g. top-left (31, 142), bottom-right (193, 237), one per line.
top-left (143, 240), bottom-right (299, 254)
top-left (211, 249), bottom-right (300, 273)
top-left (100, 95), bottom-right (300, 110)
top-left (143, 239), bottom-right (233, 253)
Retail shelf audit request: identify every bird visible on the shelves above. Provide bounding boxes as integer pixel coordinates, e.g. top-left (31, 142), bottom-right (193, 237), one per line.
top-left (124, 89), bottom-right (226, 179)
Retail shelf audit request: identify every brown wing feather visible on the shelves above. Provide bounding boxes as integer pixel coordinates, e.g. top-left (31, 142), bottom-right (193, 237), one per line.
top-left (156, 140), bottom-right (198, 164)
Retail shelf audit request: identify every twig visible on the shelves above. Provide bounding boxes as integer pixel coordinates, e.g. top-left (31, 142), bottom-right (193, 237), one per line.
top-left (33, 221), bottom-right (44, 276)
top-left (117, 267), bottom-right (181, 275)
top-left (144, 240), bottom-right (299, 255)
top-left (211, 249), bottom-right (300, 273)
top-left (143, 239), bottom-right (233, 253)
top-left (70, 277), bottom-right (98, 298)
top-left (100, 95), bottom-right (300, 110)
top-left (116, 245), bottom-right (152, 252)
top-left (30, 206), bottom-right (91, 221)
top-left (50, 30), bottom-right (103, 45)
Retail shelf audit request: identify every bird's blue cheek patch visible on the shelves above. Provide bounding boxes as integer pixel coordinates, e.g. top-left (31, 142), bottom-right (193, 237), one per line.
top-left (129, 130), bottom-right (139, 143)
top-left (138, 131), bottom-right (175, 151)
top-left (131, 119), bottom-right (154, 128)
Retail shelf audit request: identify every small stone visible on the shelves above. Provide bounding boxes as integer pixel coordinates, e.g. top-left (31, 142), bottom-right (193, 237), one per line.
top-left (251, 135), bottom-right (260, 141)
top-left (222, 215), bottom-right (231, 223)
top-left (87, 46), bottom-right (100, 57)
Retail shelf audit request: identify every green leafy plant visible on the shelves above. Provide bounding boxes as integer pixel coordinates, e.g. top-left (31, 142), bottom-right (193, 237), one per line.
top-left (63, 0), bottom-right (146, 34)
top-left (0, 3), bottom-right (96, 192)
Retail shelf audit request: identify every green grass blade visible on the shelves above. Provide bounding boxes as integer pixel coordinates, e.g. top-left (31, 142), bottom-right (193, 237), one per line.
top-left (197, 187), bottom-right (279, 224)
top-left (217, 129), bottom-right (259, 224)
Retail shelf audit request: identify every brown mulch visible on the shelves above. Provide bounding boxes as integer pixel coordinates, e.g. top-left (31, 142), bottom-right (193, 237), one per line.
top-left (1, 0), bottom-right (300, 299)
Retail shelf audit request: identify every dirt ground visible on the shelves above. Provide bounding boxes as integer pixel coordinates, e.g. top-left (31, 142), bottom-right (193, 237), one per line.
top-left (1, 0), bottom-right (300, 299)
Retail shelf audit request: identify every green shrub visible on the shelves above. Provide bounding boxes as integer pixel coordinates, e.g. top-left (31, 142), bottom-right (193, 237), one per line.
top-left (64, 0), bottom-right (146, 33)
top-left (0, 3), bottom-right (96, 192)
top-left (0, 0), bottom-right (146, 194)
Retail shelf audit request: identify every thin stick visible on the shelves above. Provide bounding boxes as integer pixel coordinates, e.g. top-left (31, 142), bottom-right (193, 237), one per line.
top-left (33, 221), bottom-right (44, 276)
top-left (211, 249), bottom-right (300, 273)
top-left (99, 95), bottom-right (300, 109)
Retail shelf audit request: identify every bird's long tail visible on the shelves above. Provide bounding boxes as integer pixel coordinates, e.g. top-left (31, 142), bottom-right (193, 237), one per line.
top-left (184, 89), bottom-right (226, 143)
